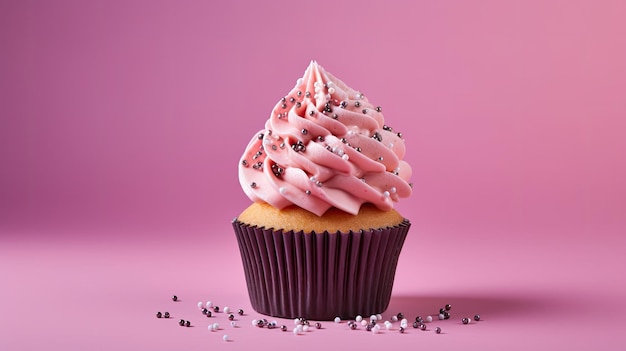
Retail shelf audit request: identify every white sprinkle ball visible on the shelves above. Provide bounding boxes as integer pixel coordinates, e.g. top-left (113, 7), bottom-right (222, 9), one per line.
top-left (222, 334), bottom-right (229, 342)
top-left (207, 325), bottom-right (214, 331)
top-left (385, 322), bottom-right (392, 330)
top-left (439, 314), bottom-right (445, 320)
top-left (303, 325), bottom-right (310, 332)
top-left (426, 316), bottom-right (433, 323)
top-left (376, 314), bottom-right (382, 321)
top-left (334, 317), bottom-right (341, 323)
top-left (197, 301), bottom-right (204, 309)
top-left (400, 319), bottom-right (408, 328)
top-left (279, 187), bottom-right (286, 195)
top-left (390, 187), bottom-right (397, 194)
top-left (372, 325), bottom-right (380, 334)
top-left (391, 315), bottom-right (398, 322)
top-left (293, 327), bottom-right (300, 335)
top-left (370, 315), bottom-right (377, 321)
top-left (252, 319), bottom-right (258, 326)
top-left (206, 301), bottom-right (213, 308)
top-left (355, 315), bottom-right (363, 322)
top-left (294, 318), bottom-right (300, 325)
top-left (212, 323), bottom-right (219, 330)
top-left (296, 325), bottom-right (303, 332)
top-left (342, 154), bottom-right (349, 161)
top-left (223, 307), bottom-right (230, 314)
top-left (230, 321), bottom-right (237, 327)
top-left (383, 191), bottom-right (390, 198)
top-left (361, 320), bottom-right (368, 326)
top-left (328, 87), bottom-right (335, 94)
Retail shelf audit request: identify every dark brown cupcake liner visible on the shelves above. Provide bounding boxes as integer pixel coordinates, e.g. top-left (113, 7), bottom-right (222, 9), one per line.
top-left (232, 218), bottom-right (411, 321)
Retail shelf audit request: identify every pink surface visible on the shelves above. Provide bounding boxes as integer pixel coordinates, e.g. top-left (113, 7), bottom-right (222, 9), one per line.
top-left (1, 1), bottom-right (625, 350)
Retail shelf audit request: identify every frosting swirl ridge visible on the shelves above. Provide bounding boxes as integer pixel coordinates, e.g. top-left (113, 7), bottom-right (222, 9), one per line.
top-left (239, 61), bottom-right (412, 216)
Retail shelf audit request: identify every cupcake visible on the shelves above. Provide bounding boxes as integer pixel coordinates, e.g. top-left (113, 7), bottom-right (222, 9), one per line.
top-left (233, 61), bottom-right (412, 320)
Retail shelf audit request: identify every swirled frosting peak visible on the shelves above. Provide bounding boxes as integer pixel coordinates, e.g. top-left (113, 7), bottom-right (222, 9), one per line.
top-left (239, 61), bottom-right (412, 216)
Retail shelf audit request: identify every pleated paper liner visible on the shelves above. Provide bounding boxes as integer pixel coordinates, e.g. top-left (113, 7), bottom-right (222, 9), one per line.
top-left (232, 218), bottom-right (411, 321)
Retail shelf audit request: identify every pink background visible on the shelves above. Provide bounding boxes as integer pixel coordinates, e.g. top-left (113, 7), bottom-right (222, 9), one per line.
top-left (1, 0), bottom-right (625, 350)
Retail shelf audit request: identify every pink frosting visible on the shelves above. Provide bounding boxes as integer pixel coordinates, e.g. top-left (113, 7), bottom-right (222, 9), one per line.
top-left (239, 61), bottom-right (412, 216)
